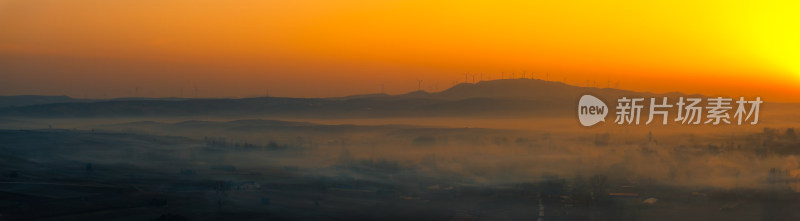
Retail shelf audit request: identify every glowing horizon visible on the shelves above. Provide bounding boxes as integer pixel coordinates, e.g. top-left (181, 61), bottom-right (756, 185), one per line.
top-left (0, 0), bottom-right (798, 101)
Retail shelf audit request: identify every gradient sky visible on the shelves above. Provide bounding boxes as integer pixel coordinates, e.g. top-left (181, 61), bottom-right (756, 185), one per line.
top-left (1, 0), bottom-right (798, 101)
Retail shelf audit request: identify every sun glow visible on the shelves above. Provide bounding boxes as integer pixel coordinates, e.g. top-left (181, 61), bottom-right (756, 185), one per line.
top-left (0, 0), bottom-right (798, 100)
top-left (716, 1), bottom-right (800, 83)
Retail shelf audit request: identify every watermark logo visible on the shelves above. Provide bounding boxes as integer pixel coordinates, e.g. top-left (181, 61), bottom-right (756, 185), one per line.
top-left (578, 95), bottom-right (608, 126)
top-left (578, 95), bottom-right (763, 127)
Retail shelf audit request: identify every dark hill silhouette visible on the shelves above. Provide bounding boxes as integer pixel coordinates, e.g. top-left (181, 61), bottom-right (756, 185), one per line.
top-left (101, 119), bottom-right (419, 134)
top-left (0, 95), bottom-right (83, 108)
top-left (0, 79), bottom-right (704, 118)
top-left (403, 79), bottom-right (695, 101)
top-left (0, 95), bottom-right (196, 108)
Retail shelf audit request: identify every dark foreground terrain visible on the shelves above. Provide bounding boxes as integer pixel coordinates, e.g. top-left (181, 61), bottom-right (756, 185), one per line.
top-left (2, 126), bottom-right (800, 221)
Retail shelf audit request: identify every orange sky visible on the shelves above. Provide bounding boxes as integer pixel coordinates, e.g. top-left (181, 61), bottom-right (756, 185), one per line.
top-left (0, 0), bottom-right (798, 101)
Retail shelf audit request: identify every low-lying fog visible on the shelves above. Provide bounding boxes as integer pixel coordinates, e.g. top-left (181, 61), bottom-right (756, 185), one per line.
top-left (2, 114), bottom-right (799, 220)
top-left (3, 115), bottom-right (798, 190)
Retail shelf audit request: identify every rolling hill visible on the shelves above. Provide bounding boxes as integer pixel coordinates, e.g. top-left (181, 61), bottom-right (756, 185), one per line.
top-left (0, 79), bottom-right (703, 118)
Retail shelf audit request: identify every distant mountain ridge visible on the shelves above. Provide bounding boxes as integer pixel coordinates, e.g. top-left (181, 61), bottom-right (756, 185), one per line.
top-left (0, 79), bottom-right (705, 118)
top-left (0, 95), bottom-right (196, 108)
top-left (0, 95), bottom-right (84, 108)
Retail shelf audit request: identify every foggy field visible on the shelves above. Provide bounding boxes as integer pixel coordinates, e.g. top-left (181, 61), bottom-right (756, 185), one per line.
top-left (1, 116), bottom-right (799, 220)
top-left (2, 0), bottom-right (798, 219)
